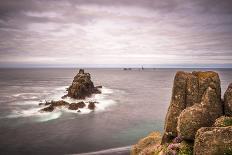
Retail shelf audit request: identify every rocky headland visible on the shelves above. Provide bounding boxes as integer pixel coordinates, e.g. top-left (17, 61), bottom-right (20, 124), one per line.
top-left (39, 69), bottom-right (101, 112)
top-left (131, 71), bottom-right (232, 155)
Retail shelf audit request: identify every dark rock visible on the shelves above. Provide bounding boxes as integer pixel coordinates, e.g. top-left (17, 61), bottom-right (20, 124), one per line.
top-left (77, 110), bottom-right (81, 112)
top-left (95, 86), bottom-right (102, 89)
top-left (38, 102), bottom-right (44, 106)
top-left (68, 103), bottom-right (79, 110)
top-left (88, 102), bottom-right (96, 110)
top-left (177, 87), bottom-right (223, 140)
top-left (194, 126), bottom-right (232, 155)
top-left (40, 105), bottom-right (54, 112)
top-left (224, 83), bottom-right (232, 116)
top-left (50, 100), bottom-right (69, 107)
top-left (66, 69), bottom-right (101, 99)
top-left (68, 102), bottom-right (86, 110)
top-left (39, 100), bottom-right (69, 112)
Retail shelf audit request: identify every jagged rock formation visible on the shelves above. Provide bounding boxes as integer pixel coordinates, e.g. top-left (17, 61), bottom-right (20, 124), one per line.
top-left (224, 83), bottom-right (232, 116)
top-left (177, 87), bottom-right (223, 140)
top-left (163, 71), bottom-right (221, 142)
top-left (40, 100), bottom-right (97, 112)
top-left (40, 100), bottom-right (69, 112)
top-left (65, 69), bottom-right (101, 99)
top-left (131, 71), bottom-right (232, 155)
top-left (39, 69), bottom-right (101, 113)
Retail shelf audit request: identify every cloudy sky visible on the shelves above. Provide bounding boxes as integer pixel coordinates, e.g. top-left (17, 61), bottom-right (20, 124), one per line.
top-left (0, 0), bottom-right (232, 67)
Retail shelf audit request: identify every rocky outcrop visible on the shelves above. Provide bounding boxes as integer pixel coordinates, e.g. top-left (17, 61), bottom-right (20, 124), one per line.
top-left (214, 116), bottom-right (232, 127)
top-left (68, 102), bottom-right (86, 110)
top-left (39, 69), bottom-right (102, 113)
top-left (40, 100), bottom-right (69, 112)
top-left (177, 87), bottom-right (223, 140)
top-left (88, 102), bottom-right (96, 110)
top-left (66, 69), bottom-right (101, 99)
top-left (132, 71), bottom-right (232, 155)
top-left (194, 127), bottom-right (232, 155)
top-left (163, 71), bottom-right (221, 142)
top-left (131, 132), bottom-right (161, 155)
top-left (224, 83), bottom-right (232, 116)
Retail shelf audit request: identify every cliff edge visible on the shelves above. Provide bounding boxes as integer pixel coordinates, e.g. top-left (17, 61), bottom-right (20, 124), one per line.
top-left (131, 71), bottom-right (232, 155)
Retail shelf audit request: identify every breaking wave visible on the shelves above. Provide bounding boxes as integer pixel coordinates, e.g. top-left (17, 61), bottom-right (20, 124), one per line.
top-left (5, 86), bottom-right (117, 121)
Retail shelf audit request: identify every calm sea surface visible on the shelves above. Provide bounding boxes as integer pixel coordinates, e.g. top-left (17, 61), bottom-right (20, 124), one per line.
top-left (0, 68), bottom-right (231, 155)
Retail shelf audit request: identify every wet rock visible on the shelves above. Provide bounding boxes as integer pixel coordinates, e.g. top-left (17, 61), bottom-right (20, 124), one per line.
top-left (38, 102), bottom-right (44, 106)
top-left (68, 102), bottom-right (86, 110)
top-left (66, 69), bottom-right (101, 99)
top-left (40, 105), bottom-right (54, 112)
top-left (177, 87), bottom-right (223, 140)
top-left (50, 100), bottom-right (69, 107)
top-left (194, 126), bottom-right (232, 155)
top-left (40, 100), bottom-right (69, 112)
top-left (214, 116), bottom-right (232, 127)
top-left (95, 86), bottom-right (102, 89)
top-left (224, 83), bottom-right (232, 116)
top-left (88, 102), bottom-right (96, 110)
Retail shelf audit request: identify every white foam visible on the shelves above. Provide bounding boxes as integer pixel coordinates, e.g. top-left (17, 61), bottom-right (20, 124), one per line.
top-left (7, 107), bottom-right (62, 122)
top-left (6, 86), bottom-right (117, 120)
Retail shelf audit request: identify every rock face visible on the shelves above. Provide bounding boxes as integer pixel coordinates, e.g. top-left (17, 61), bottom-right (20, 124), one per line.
top-left (132, 70), bottom-right (232, 155)
top-left (194, 127), bottom-right (232, 155)
top-left (68, 102), bottom-right (86, 110)
top-left (88, 102), bottom-right (96, 110)
top-left (66, 69), bottom-right (101, 99)
top-left (132, 71), bottom-right (232, 155)
top-left (163, 71), bottom-right (221, 142)
top-left (224, 83), bottom-right (232, 116)
top-left (177, 87), bottom-right (223, 140)
top-left (131, 132), bottom-right (162, 155)
top-left (40, 100), bottom-right (69, 112)
top-left (214, 116), bottom-right (232, 127)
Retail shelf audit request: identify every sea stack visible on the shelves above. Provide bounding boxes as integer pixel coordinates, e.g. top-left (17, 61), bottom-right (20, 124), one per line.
top-left (66, 69), bottom-right (101, 99)
top-left (131, 71), bottom-right (232, 155)
top-left (39, 69), bottom-right (101, 112)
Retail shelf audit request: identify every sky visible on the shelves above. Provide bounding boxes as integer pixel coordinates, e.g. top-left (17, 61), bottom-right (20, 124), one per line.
top-left (0, 0), bottom-right (232, 68)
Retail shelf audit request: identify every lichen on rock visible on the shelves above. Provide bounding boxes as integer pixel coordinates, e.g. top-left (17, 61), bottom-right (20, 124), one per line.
top-left (132, 71), bottom-right (232, 155)
top-left (194, 126), bottom-right (232, 155)
top-left (162, 71), bottom-right (221, 143)
top-left (224, 83), bottom-right (232, 116)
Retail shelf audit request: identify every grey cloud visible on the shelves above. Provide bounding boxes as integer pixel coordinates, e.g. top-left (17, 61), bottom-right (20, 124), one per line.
top-left (0, 0), bottom-right (232, 67)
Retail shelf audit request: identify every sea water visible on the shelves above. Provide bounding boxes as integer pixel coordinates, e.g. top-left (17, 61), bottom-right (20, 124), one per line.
top-left (0, 68), bottom-right (231, 154)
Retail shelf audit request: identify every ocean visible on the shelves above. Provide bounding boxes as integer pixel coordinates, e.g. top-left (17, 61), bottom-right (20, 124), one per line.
top-left (0, 68), bottom-right (231, 155)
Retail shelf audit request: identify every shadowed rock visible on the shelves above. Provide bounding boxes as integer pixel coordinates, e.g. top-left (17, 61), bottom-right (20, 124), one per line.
top-left (194, 126), bottom-right (232, 155)
top-left (40, 100), bottom-right (69, 112)
top-left (88, 102), bottom-right (96, 110)
top-left (68, 102), bottom-right (86, 110)
top-left (224, 83), bottom-right (232, 116)
top-left (40, 105), bottom-right (55, 112)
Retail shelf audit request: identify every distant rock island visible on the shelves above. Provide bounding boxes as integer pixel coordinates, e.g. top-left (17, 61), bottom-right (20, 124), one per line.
top-left (131, 71), bottom-right (232, 155)
top-left (39, 69), bottom-right (101, 112)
